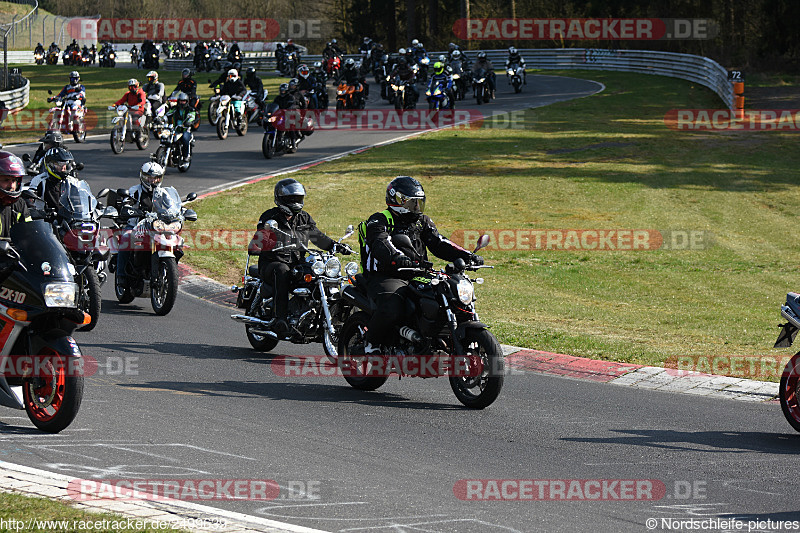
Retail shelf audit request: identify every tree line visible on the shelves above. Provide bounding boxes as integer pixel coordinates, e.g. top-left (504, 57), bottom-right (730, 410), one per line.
top-left (39, 0), bottom-right (798, 71)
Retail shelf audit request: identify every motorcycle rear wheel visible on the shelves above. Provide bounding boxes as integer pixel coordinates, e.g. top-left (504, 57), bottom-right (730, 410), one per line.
top-left (23, 347), bottom-right (84, 433)
top-left (77, 266), bottom-right (101, 332)
top-left (337, 311), bottom-right (388, 391)
top-left (449, 328), bottom-right (504, 409)
top-left (235, 114), bottom-right (247, 136)
top-left (780, 352), bottom-right (800, 432)
top-left (151, 257), bottom-right (178, 316)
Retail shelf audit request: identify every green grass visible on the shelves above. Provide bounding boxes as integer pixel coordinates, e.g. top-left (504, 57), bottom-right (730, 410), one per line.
top-left (185, 70), bottom-right (800, 376)
top-left (0, 66), bottom-right (283, 143)
top-left (0, 492), bottom-right (188, 532)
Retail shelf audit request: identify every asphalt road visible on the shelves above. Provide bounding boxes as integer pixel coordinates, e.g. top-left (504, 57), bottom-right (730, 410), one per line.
top-left (2, 76), bottom-right (798, 533)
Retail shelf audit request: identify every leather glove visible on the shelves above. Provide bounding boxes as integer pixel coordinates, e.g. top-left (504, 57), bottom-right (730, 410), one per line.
top-left (471, 254), bottom-right (484, 266)
top-left (334, 242), bottom-right (353, 255)
top-left (393, 255), bottom-right (415, 269)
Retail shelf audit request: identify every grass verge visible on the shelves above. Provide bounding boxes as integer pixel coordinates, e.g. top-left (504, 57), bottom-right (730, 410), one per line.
top-left (0, 491), bottom-right (188, 532)
top-left (184, 69), bottom-right (800, 380)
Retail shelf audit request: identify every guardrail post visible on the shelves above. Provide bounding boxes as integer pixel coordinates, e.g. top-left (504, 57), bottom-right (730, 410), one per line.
top-left (11, 15), bottom-right (17, 48)
top-left (3, 34), bottom-right (8, 91)
top-left (42, 14), bottom-right (47, 45)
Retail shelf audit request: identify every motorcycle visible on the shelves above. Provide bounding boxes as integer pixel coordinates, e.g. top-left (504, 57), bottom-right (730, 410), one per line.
top-left (774, 293), bottom-right (800, 432)
top-left (426, 79), bottom-right (454, 110)
top-left (25, 181), bottom-right (112, 332)
top-left (0, 219), bottom-right (89, 431)
top-left (47, 49), bottom-right (59, 65)
top-left (46, 91), bottom-right (87, 143)
top-left (243, 90), bottom-right (263, 123)
top-left (34, 50), bottom-right (44, 65)
top-left (507, 63), bottom-right (524, 94)
top-left (108, 104), bottom-right (149, 154)
top-left (207, 86), bottom-right (222, 125)
top-left (260, 103), bottom-right (306, 159)
top-left (98, 187), bottom-right (197, 316)
top-left (415, 53), bottom-right (430, 82)
top-left (336, 234), bottom-right (503, 409)
top-left (472, 68), bottom-right (491, 105)
top-left (449, 60), bottom-right (469, 101)
top-left (230, 223), bottom-right (358, 355)
top-left (153, 122), bottom-right (193, 173)
top-left (335, 82), bottom-right (364, 110)
top-left (281, 51), bottom-right (299, 77)
top-left (208, 46), bottom-right (222, 71)
top-left (143, 49), bottom-right (159, 70)
top-left (215, 94), bottom-right (247, 139)
top-left (130, 48), bottom-right (139, 67)
top-left (324, 55), bottom-right (341, 84)
top-left (390, 76), bottom-right (416, 110)
top-left (99, 49), bottom-right (116, 68)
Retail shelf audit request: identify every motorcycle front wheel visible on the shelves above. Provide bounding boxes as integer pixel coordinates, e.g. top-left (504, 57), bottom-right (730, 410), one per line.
top-left (780, 352), bottom-right (800, 432)
top-left (337, 311), bottom-right (388, 391)
top-left (110, 128), bottom-right (124, 154)
top-left (23, 347), bottom-right (84, 433)
top-left (135, 125), bottom-right (149, 149)
top-left (449, 328), bottom-right (504, 409)
top-left (151, 257), bottom-right (179, 316)
top-left (216, 111), bottom-right (229, 139)
top-left (73, 118), bottom-right (86, 143)
top-left (207, 100), bottom-right (219, 125)
top-left (77, 266), bottom-right (101, 332)
top-left (262, 132), bottom-right (275, 159)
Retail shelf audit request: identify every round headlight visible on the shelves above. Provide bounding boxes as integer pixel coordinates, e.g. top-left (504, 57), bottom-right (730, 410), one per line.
top-left (345, 261), bottom-right (359, 276)
top-left (325, 257), bottom-right (341, 277)
top-left (311, 260), bottom-right (325, 275)
top-left (152, 220), bottom-right (167, 232)
top-left (457, 279), bottom-right (474, 304)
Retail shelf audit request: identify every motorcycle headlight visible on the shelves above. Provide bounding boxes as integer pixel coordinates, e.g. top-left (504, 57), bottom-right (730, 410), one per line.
top-left (43, 282), bottom-right (77, 308)
top-left (159, 129), bottom-right (171, 138)
top-left (152, 220), bottom-right (166, 232)
top-left (452, 74), bottom-right (460, 80)
top-left (477, 78), bottom-right (485, 84)
top-left (507, 69), bottom-right (514, 75)
top-left (311, 260), bottom-right (325, 275)
top-left (391, 84), bottom-right (399, 91)
top-left (457, 279), bottom-right (474, 304)
top-left (324, 257), bottom-right (341, 277)
top-left (345, 261), bottom-right (359, 276)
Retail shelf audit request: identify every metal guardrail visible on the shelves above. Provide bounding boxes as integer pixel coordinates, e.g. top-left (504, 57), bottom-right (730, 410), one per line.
top-left (0, 74), bottom-right (30, 111)
top-left (166, 47), bottom-right (734, 110)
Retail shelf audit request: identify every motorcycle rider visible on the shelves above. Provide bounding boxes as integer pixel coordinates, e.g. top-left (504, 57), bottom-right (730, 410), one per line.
top-left (227, 40), bottom-right (242, 64)
top-left (274, 43), bottom-right (285, 73)
top-left (113, 79), bottom-right (147, 130)
top-left (142, 70), bottom-right (165, 115)
top-left (359, 176), bottom-right (482, 355)
top-left (427, 61), bottom-right (455, 108)
top-left (341, 58), bottom-right (365, 107)
top-left (221, 68), bottom-right (246, 99)
top-left (161, 92), bottom-right (196, 163)
top-left (388, 56), bottom-right (418, 105)
top-left (172, 68), bottom-right (200, 127)
top-left (322, 39), bottom-right (344, 60)
top-left (295, 65), bottom-right (319, 109)
top-left (193, 41), bottom-right (208, 70)
top-left (0, 151), bottom-right (32, 240)
top-left (28, 147), bottom-right (77, 214)
top-left (243, 67), bottom-right (266, 113)
top-left (130, 43), bottom-right (139, 67)
top-left (50, 71), bottom-right (86, 111)
top-left (505, 46), bottom-right (526, 85)
top-left (272, 83), bottom-right (297, 110)
top-left (251, 178), bottom-right (351, 335)
top-left (115, 161), bottom-right (165, 290)
top-left (30, 131), bottom-right (65, 169)
top-left (472, 51), bottom-right (496, 98)
top-left (34, 42), bottom-right (44, 62)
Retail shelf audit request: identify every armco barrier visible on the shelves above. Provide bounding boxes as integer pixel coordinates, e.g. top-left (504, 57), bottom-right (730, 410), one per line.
top-left (0, 74), bottom-right (29, 111)
top-left (165, 47), bottom-right (733, 110)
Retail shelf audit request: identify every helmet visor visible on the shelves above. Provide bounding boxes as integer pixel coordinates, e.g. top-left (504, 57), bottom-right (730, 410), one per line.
top-left (143, 174), bottom-right (162, 187)
top-left (396, 192), bottom-right (425, 214)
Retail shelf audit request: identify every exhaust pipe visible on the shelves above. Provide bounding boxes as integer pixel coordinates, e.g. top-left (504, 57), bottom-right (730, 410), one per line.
top-left (231, 314), bottom-right (278, 338)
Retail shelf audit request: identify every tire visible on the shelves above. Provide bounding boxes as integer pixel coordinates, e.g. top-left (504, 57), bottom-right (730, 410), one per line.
top-left (262, 132), bottom-right (275, 159)
top-left (780, 352), bottom-right (800, 432)
top-left (73, 118), bottom-right (86, 143)
top-left (23, 347), bottom-right (84, 433)
top-left (135, 125), bottom-right (149, 149)
top-left (514, 83), bottom-right (522, 94)
top-left (207, 100), bottom-right (218, 125)
top-left (449, 328), bottom-right (504, 409)
top-left (110, 128), bottom-right (124, 154)
top-left (235, 114), bottom-right (247, 136)
top-left (216, 111), bottom-right (228, 139)
top-left (337, 311), bottom-right (388, 391)
top-left (76, 266), bottom-right (101, 332)
top-left (154, 146), bottom-right (167, 168)
top-left (151, 257), bottom-right (179, 316)
top-left (114, 268), bottom-right (135, 303)
top-left (476, 94), bottom-right (482, 106)
top-left (178, 147), bottom-right (191, 173)
top-left (245, 293), bottom-right (279, 352)
top-left (286, 135), bottom-right (297, 154)
top-left (394, 96), bottom-right (403, 110)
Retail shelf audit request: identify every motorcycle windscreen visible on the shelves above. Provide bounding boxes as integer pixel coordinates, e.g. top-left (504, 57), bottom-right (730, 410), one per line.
top-left (152, 187), bottom-right (182, 221)
top-left (10, 219), bottom-right (73, 282)
top-left (58, 179), bottom-right (96, 222)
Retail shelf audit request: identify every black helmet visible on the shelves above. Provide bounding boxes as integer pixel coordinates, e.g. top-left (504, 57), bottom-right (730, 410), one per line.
top-left (44, 147), bottom-right (75, 181)
top-left (181, 67), bottom-right (192, 79)
top-left (278, 83), bottom-right (288, 95)
top-left (288, 78), bottom-right (298, 90)
top-left (39, 130), bottom-right (64, 147)
top-left (274, 178), bottom-right (305, 215)
top-left (0, 151), bottom-right (26, 205)
top-left (477, 51), bottom-right (487, 60)
top-left (344, 58), bottom-right (355, 69)
top-left (246, 66), bottom-right (255, 78)
top-left (397, 56), bottom-right (407, 67)
top-left (386, 176), bottom-right (425, 220)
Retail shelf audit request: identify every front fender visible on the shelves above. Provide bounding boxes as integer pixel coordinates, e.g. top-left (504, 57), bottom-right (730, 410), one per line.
top-left (455, 320), bottom-right (490, 341)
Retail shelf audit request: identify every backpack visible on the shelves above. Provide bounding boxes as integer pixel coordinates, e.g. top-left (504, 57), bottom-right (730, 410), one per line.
top-left (357, 209), bottom-right (394, 272)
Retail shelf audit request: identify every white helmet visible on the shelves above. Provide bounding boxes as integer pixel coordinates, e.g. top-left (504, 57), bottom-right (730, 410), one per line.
top-left (227, 68), bottom-right (238, 80)
top-left (139, 161), bottom-right (164, 192)
top-left (146, 70), bottom-right (158, 81)
top-left (398, 48), bottom-right (406, 55)
top-left (411, 39), bottom-right (419, 47)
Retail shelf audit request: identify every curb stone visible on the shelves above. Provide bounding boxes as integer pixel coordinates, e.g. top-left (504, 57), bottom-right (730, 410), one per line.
top-left (177, 264), bottom-right (779, 403)
top-left (0, 461), bottom-right (331, 533)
